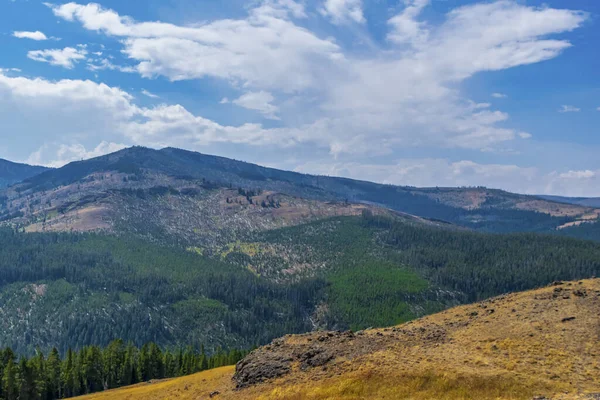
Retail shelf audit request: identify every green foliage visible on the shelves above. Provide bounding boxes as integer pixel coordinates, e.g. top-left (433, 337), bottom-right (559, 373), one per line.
top-left (327, 264), bottom-right (428, 330)
top-left (0, 228), bottom-right (325, 355)
top-left (362, 212), bottom-right (600, 301)
top-left (254, 214), bottom-right (600, 329)
top-left (559, 221), bottom-right (600, 243)
top-left (0, 340), bottom-right (246, 400)
top-left (256, 218), bottom-right (452, 330)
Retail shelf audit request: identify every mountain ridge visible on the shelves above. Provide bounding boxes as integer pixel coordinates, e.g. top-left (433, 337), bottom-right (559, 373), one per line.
top-left (1, 146), bottom-right (598, 240)
top-left (0, 157), bottom-right (50, 188)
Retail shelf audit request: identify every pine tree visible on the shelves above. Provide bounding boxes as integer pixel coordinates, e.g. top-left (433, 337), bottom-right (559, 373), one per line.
top-left (46, 348), bottom-right (61, 400)
top-left (2, 357), bottom-right (18, 400)
top-left (18, 358), bottom-right (40, 400)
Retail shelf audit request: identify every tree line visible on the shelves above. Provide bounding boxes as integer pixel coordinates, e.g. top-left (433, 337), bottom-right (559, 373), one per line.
top-left (0, 340), bottom-right (247, 400)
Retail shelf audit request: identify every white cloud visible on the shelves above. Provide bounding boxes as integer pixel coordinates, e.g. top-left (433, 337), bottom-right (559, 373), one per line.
top-left (559, 105), bottom-right (581, 113)
top-left (518, 132), bottom-right (532, 139)
top-left (49, 1), bottom-right (341, 92)
top-left (232, 91), bottom-right (279, 120)
top-left (1, 70), bottom-right (599, 195)
top-left (295, 159), bottom-right (600, 197)
top-left (320, 0), bottom-right (365, 24)
top-left (1, 2), bottom-right (593, 196)
top-left (141, 89), bottom-right (159, 98)
top-left (13, 31), bottom-right (48, 41)
top-left (558, 170), bottom-right (595, 180)
top-left (492, 92), bottom-right (507, 98)
top-left (86, 58), bottom-right (136, 73)
top-left (0, 71), bottom-right (297, 162)
top-left (27, 46), bottom-right (88, 69)
top-left (26, 141), bottom-right (127, 168)
top-left (296, 158), bottom-right (537, 189)
top-left (388, 0), bottom-right (430, 46)
top-left (48, 1), bottom-right (586, 158)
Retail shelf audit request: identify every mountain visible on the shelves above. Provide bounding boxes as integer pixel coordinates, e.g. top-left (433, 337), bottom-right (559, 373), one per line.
top-left (1, 146), bottom-right (598, 241)
top-left (1, 146), bottom-right (600, 357)
top-left (2, 213), bottom-right (600, 356)
top-left (70, 279), bottom-right (600, 400)
top-left (538, 194), bottom-right (600, 208)
top-left (0, 158), bottom-right (49, 188)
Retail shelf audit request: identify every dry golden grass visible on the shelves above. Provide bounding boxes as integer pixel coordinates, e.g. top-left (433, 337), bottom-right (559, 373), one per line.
top-left (72, 366), bottom-right (235, 400)
top-left (69, 280), bottom-right (600, 400)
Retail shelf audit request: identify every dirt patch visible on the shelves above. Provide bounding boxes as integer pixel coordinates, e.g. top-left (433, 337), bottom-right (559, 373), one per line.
top-left (26, 205), bottom-right (112, 233)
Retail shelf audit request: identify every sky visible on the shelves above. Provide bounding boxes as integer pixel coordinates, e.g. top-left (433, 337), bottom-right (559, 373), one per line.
top-left (1, 0), bottom-right (599, 196)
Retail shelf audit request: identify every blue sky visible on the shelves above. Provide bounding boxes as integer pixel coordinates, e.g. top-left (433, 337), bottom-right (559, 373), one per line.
top-left (1, 0), bottom-right (599, 196)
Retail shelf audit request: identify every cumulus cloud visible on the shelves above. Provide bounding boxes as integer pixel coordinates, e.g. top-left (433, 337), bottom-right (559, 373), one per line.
top-left (1, 69), bottom-right (599, 195)
top-left (49, 1), bottom-right (341, 92)
top-left (48, 1), bottom-right (587, 157)
top-left (559, 105), bottom-right (581, 113)
top-left (232, 91), bottom-right (280, 120)
top-left (0, 71), bottom-right (297, 161)
top-left (2, 1), bottom-right (592, 194)
top-left (492, 92), bottom-right (507, 98)
top-left (13, 31), bottom-right (48, 40)
top-left (28, 46), bottom-right (88, 69)
top-left (26, 141), bottom-right (127, 168)
top-left (387, 0), bottom-right (430, 46)
top-left (320, 0), bottom-right (365, 24)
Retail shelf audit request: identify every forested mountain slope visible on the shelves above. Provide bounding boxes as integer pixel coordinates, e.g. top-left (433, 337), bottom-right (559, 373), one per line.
top-left (2, 213), bottom-right (600, 356)
top-left (0, 158), bottom-right (48, 188)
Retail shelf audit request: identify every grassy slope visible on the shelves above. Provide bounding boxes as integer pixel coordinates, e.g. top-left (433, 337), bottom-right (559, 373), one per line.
top-left (71, 279), bottom-right (600, 400)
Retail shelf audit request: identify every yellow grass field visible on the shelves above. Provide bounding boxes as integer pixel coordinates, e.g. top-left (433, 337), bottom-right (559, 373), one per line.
top-left (71, 280), bottom-right (600, 400)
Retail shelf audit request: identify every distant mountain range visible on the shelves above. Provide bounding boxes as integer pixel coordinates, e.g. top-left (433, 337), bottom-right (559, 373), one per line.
top-left (0, 158), bottom-right (49, 188)
top-left (537, 194), bottom-right (600, 208)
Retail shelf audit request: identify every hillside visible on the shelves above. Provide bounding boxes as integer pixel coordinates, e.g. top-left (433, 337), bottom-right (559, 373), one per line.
top-left (2, 213), bottom-right (600, 356)
top-left (0, 158), bottom-right (48, 188)
top-left (70, 279), bottom-right (600, 400)
top-left (0, 147), bottom-right (598, 240)
top-left (539, 195), bottom-right (600, 208)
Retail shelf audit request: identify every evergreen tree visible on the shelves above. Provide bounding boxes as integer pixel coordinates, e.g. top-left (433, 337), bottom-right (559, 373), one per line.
top-left (2, 356), bottom-right (18, 400)
top-left (46, 349), bottom-right (61, 400)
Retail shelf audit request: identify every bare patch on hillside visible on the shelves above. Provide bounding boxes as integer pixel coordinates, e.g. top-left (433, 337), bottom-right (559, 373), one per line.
top-left (26, 205), bottom-right (112, 232)
top-left (514, 200), bottom-right (598, 218)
